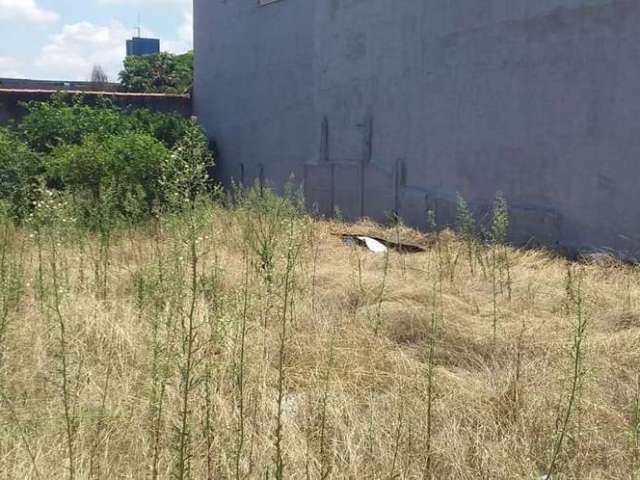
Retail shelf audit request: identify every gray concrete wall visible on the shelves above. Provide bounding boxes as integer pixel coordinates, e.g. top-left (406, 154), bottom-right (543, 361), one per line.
top-left (194, 0), bottom-right (317, 189)
top-left (194, 0), bottom-right (640, 258)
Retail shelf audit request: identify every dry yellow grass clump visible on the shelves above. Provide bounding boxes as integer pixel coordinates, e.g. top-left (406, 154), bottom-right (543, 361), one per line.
top-left (0, 196), bottom-right (638, 479)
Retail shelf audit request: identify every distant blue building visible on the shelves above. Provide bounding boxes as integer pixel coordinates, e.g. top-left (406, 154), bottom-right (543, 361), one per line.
top-left (126, 37), bottom-right (160, 57)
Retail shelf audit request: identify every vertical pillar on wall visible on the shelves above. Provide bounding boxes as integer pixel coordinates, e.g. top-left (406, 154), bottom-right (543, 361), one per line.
top-left (394, 159), bottom-right (407, 219)
top-left (320, 116), bottom-right (329, 163)
top-left (425, 194), bottom-right (436, 231)
top-left (363, 113), bottom-right (373, 165)
top-left (360, 113), bottom-right (373, 218)
top-left (258, 163), bottom-right (265, 196)
top-left (330, 163), bottom-right (336, 216)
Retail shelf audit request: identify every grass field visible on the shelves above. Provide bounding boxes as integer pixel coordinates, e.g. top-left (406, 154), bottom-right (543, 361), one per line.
top-left (0, 194), bottom-right (638, 479)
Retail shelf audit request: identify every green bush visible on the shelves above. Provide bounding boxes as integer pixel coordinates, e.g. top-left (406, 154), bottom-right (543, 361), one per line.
top-left (48, 133), bottom-right (172, 222)
top-left (0, 128), bottom-right (43, 219)
top-left (1, 95), bottom-right (214, 226)
top-left (19, 94), bottom-right (128, 153)
top-left (161, 122), bottom-right (215, 207)
top-left (19, 93), bottom-right (191, 153)
top-left (128, 108), bottom-right (190, 148)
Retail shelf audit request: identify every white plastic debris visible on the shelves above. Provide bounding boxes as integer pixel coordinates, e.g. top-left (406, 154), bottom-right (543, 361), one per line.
top-left (356, 236), bottom-right (388, 253)
top-left (338, 233), bottom-right (425, 254)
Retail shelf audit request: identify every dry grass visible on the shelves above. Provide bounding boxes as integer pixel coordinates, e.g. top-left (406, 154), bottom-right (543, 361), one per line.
top-left (0, 202), bottom-right (638, 479)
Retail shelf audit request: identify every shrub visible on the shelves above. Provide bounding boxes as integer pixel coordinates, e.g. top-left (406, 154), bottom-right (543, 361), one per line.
top-left (128, 108), bottom-right (190, 148)
top-left (19, 93), bottom-right (191, 153)
top-left (19, 94), bottom-right (128, 153)
top-left (491, 192), bottom-right (509, 245)
top-left (48, 133), bottom-right (172, 222)
top-left (0, 128), bottom-right (43, 220)
top-left (161, 122), bottom-right (215, 208)
top-left (3, 95), bottom-right (213, 226)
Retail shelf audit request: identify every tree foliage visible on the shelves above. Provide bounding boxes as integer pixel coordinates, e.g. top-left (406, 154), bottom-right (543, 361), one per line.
top-left (1, 95), bottom-right (214, 224)
top-left (48, 133), bottom-right (172, 221)
top-left (18, 93), bottom-right (190, 153)
top-left (19, 95), bottom-right (127, 153)
top-left (119, 51), bottom-right (193, 94)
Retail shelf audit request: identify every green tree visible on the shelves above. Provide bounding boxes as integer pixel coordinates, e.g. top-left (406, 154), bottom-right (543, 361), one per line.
top-left (119, 51), bottom-right (193, 94)
top-left (90, 65), bottom-right (110, 84)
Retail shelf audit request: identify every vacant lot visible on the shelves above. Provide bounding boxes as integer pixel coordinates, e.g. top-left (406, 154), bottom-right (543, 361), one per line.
top-left (0, 196), bottom-right (638, 479)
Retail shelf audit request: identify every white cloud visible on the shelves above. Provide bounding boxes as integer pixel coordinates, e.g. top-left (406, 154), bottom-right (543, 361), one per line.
top-left (0, 56), bottom-right (23, 78)
top-left (163, 11), bottom-right (192, 54)
top-left (35, 21), bottom-right (138, 81)
top-left (97, 0), bottom-right (189, 6)
top-left (23, 0), bottom-right (193, 82)
top-left (97, 0), bottom-right (192, 53)
top-left (178, 11), bottom-right (193, 44)
top-left (33, 17), bottom-right (193, 82)
top-left (0, 0), bottom-right (58, 24)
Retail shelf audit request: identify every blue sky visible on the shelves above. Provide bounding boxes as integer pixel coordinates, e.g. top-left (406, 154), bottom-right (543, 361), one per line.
top-left (0, 0), bottom-right (192, 81)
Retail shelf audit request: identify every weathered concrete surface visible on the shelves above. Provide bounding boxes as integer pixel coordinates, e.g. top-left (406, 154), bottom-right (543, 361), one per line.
top-left (0, 89), bottom-right (192, 126)
top-left (194, 0), bottom-right (640, 258)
